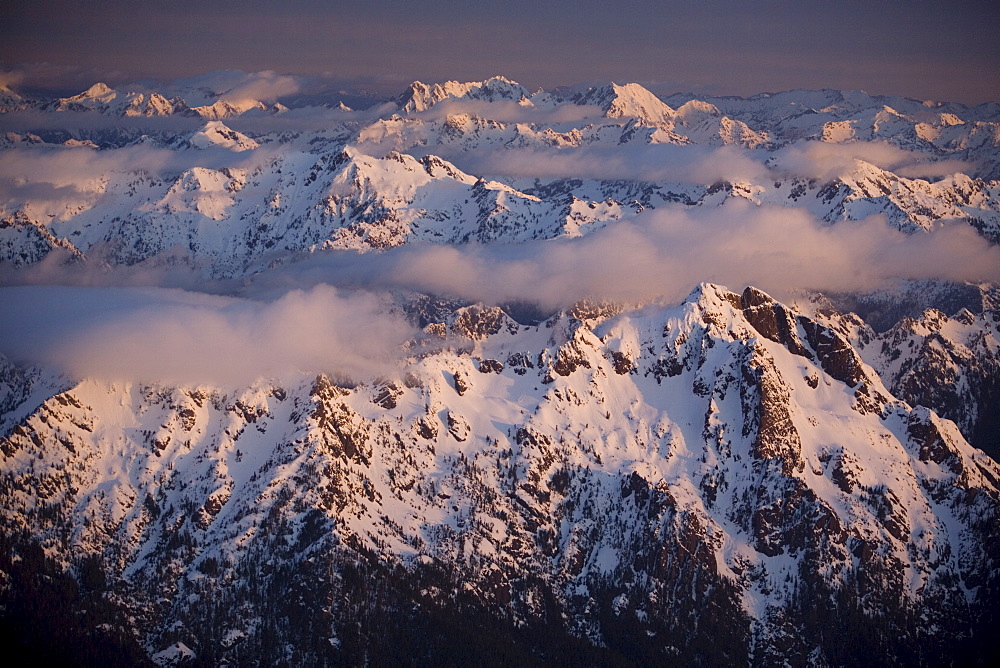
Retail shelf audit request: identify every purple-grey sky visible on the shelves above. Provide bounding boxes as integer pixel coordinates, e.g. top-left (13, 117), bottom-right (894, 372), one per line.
top-left (2, 0), bottom-right (999, 104)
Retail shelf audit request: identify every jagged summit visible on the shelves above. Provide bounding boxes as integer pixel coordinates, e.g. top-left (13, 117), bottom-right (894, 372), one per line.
top-left (46, 82), bottom-right (119, 111)
top-left (188, 98), bottom-right (271, 119)
top-left (574, 81), bottom-right (677, 126)
top-left (73, 82), bottom-right (117, 102)
top-left (187, 121), bottom-right (259, 151)
top-left (45, 83), bottom-right (189, 117)
top-left (397, 75), bottom-right (531, 112)
top-left (675, 98), bottom-right (721, 121)
top-left (41, 81), bottom-right (279, 119)
top-left (0, 85), bottom-right (27, 112)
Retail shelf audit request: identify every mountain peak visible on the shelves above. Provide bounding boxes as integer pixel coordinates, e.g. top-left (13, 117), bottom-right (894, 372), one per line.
top-left (397, 76), bottom-right (530, 112)
top-left (574, 82), bottom-right (676, 126)
top-left (187, 121), bottom-right (259, 151)
top-left (685, 281), bottom-right (744, 308)
top-left (49, 82), bottom-right (119, 109)
top-left (675, 98), bottom-right (721, 122)
top-left (78, 82), bottom-right (116, 100)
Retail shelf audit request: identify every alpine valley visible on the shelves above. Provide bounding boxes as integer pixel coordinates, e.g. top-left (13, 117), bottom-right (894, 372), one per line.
top-left (1, 73), bottom-right (999, 666)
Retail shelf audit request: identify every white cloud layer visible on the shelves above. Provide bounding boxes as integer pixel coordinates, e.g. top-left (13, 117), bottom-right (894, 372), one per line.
top-left (437, 143), bottom-right (769, 184)
top-left (253, 203), bottom-right (1000, 309)
top-left (432, 137), bottom-right (974, 187)
top-left (3, 203), bottom-right (998, 386)
top-left (219, 71), bottom-right (301, 104)
top-left (771, 141), bottom-right (978, 181)
top-left (0, 285), bottom-right (414, 385)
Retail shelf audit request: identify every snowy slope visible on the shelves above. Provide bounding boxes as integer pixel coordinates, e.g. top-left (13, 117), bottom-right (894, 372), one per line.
top-left (858, 305), bottom-right (1000, 460)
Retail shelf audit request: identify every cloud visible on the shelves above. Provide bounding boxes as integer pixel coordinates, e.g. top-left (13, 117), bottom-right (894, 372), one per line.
top-left (894, 159), bottom-right (978, 179)
top-left (0, 139), bottom-right (299, 220)
top-left (0, 142), bottom-right (203, 221)
top-left (0, 143), bottom-right (178, 219)
top-left (250, 202), bottom-right (1000, 310)
top-left (0, 108), bottom-right (203, 135)
top-left (0, 143), bottom-right (175, 189)
top-left (436, 143), bottom-right (770, 184)
top-left (219, 71), bottom-right (301, 104)
top-left (4, 203), bottom-right (998, 388)
top-left (0, 70), bottom-right (25, 90)
top-left (771, 140), bottom-right (978, 181)
top-left (220, 106), bottom-right (375, 134)
top-left (0, 285), bottom-right (415, 385)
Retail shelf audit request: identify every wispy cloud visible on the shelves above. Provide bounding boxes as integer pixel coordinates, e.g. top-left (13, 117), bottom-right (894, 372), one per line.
top-left (0, 285), bottom-right (414, 385)
top-left (250, 203), bottom-right (1000, 310)
top-left (218, 71), bottom-right (301, 104)
top-left (771, 140), bottom-right (978, 181)
top-left (434, 143), bottom-right (770, 184)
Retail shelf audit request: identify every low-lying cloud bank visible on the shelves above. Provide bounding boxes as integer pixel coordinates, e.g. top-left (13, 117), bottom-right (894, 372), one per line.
top-left (442, 143), bottom-right (769, 185)
top-left (0, 141), bottom-right (294, 213)
top-left (252, 203), bottom-right (1000, 310)
top-left (428, 139), bottom-right (976, 187)
top-left (770, 141), bottom-right (978, 181)
top-left (0, 285), bottom-right (414, 385)
top-left (2, 204), bottom-right (998, 385)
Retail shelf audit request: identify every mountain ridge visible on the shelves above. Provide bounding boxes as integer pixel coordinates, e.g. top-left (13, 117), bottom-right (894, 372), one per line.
top-left (2, 284), bottom-right (998, 663)
top-left (2, 74), bottom-right (999, 665)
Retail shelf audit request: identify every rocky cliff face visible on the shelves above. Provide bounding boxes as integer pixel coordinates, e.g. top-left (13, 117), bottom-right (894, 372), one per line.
top-left (2, 285), bottom-right (998, 665)
top-left (861, 306), bottom-right (1000, 461)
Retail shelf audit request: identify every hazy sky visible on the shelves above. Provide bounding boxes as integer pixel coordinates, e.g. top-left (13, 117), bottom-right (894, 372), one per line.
top-left (3, 0), bottom-right (999, 103)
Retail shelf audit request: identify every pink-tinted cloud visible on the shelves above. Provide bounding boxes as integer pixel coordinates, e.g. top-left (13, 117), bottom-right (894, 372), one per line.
top-left (254, 203), bottom-right (1000, 310)
top-left (772, 141), bottom-right (978, 181)
top-left (0, 285), bottom-right (414, 385)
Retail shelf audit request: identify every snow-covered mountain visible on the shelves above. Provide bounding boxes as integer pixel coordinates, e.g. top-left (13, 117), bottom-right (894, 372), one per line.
top-left (44, 83), bottom-right (190, 117)
top-left (183, 121), bottom-right (260, 152)
top-left (397, 75), bottom-right (532, 112)
top-left (39, 81), bottom-right (288, 120)
top-left (0, 85), bottom-right (30, 113)
top-left (2, 285), bottom-right (998, 664)
top-left (2, 74), bottom-right (999, 664)
top-left (3, 76), bottom-right (999, 278)
top-left (861, 305), bottom-right (1000, 459)
top-left (574, 82), bottom-right (679, 128)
